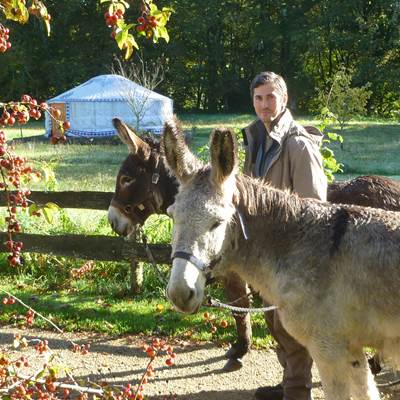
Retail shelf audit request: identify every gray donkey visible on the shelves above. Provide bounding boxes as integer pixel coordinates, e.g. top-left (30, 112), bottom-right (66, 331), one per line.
top-left (163, 121), bottom-right (400, 400)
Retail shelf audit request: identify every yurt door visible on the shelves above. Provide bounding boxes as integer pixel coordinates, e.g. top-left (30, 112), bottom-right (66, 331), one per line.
top-left (51, 103), bottom-right (66, 137)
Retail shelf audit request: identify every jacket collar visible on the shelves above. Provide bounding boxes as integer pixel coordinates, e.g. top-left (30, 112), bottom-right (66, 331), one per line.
top-left (268, 108), bottom-right (294, 144)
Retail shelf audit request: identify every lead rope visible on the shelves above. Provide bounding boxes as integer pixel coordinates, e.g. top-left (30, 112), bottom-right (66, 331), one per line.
top-left (140, 228), bottom-right (169, 287)
top-left (207, 296), bottom-right (278, 313)
top-left (377, 379), bottom-right (400, 388)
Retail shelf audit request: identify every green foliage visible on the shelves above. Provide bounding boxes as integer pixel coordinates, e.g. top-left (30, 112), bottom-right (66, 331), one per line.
top-left (390, 99), bottom-right (400, 122)
top-left (1, 1), bottom-right (399, 114)
top-left (317, 107), bottom-right (344, 183)
top-left (319, 67), bottom-right (372, 131)
top-left (142, 214), bottom-right (172, 243)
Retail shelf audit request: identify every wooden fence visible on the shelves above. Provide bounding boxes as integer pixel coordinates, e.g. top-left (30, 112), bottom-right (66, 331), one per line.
top-left (0, 191), bottom-right (172, 294)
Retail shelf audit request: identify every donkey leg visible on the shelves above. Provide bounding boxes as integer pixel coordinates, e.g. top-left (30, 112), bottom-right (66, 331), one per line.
top-left (309, 347), bottom-right (352, 400)
top-left (348, 349), bottom-right (380, 400)
top-left (222, 273), bottom-right (251, 371)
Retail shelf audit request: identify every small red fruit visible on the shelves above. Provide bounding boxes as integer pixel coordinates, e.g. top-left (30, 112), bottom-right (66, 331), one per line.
top-left (220, 320), bottom-right (228, 328)
top-left (63, 121), bottom-right (71, 130)
top-left (52, 108), bottom-right (62, 118)
top-left (9, 256), bottom-right (19, 266)
top-left (165, 358), bottom-right (174, 366)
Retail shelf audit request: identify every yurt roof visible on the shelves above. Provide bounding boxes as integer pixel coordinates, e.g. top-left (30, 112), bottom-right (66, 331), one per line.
top-left (47, 74), bottom-right (171, 103)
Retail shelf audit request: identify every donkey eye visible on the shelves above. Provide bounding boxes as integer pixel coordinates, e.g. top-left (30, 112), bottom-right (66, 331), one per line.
top-left (124, 205), bottom-right (132, 214)
top-left (120, 175), bottom-right (135, 186)
top-left (210, 221), bottom-right (222, 231)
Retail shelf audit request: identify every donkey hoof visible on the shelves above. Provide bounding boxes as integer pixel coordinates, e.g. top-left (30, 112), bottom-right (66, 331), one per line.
top-left (225, 346), bottom-right (238, 359)
top-left (225, 344), bottom-right (249, 360)
top-left (222, 358), bottom-right (243, 372)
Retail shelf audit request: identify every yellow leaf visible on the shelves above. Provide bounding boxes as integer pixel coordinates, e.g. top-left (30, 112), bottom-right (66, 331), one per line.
top-left (44, 202), bottom-right (60, 210)
top-left (44, 18), bottom-right (51, 36)
top-left (42, 206), bottom-right (54, 224)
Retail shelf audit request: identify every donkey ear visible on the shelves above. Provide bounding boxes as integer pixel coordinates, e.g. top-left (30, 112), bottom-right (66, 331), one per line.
top-left (210, 128), bottom-right (238, 186)
top-left (113, 118), bottom-right (151, 159)
top-left (162, 116), bottom-right (202, 183)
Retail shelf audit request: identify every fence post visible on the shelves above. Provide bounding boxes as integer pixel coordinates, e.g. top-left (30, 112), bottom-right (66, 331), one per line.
top-left (130, 259), bottom-right (143, 295)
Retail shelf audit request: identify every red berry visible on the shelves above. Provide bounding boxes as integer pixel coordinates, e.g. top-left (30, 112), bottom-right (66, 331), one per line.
top-left (21, 94), bottom-right (31, 103)
top-left (52, 108), bottom-right (62, 118)
top-left (9, 256), bottom-right (19, 266)
top-left (46, 382), bottom-right (56, 392)
top-left (220, 320), bottom-right (228, 328)
top-left (165, 358), bottom-right (174, 366)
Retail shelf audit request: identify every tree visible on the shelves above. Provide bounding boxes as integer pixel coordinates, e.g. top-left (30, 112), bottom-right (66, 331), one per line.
top-left (111, 54), bottom-right (164, 131)
top-left (320, 66), bottom-right (372, 132)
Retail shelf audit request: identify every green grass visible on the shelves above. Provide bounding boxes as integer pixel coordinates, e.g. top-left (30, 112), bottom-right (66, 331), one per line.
top-left (3, 121), bottom-right (45, 140)
top-left (0, 277), bottom-right (270, 347)
top-left (326, 122), bottom-right (400, 180)
top-left (0, 114), bottom-right (399, 347)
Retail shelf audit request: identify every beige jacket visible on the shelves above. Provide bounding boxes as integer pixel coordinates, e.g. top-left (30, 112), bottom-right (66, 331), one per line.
top-left (242, 109), bottom-right (327, 201)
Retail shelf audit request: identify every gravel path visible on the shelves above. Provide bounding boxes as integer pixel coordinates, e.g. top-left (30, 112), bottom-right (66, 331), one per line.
top-left (0, 326), bottom-right (399, 399)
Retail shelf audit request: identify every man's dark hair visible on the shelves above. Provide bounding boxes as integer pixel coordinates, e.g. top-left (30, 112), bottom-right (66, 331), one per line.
top-left (250, 71), bottom-right (288, 99)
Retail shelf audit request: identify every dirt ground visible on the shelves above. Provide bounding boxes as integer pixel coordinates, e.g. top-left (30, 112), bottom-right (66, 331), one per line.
top-left (0, 325), bottom-right (399, 399)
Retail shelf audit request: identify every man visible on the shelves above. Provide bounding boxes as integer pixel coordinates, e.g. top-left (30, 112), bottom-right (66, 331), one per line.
top-left (242, 71), bottom-right (327, 400)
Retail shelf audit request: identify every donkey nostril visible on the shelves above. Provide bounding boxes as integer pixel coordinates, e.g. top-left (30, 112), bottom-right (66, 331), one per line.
top-left (187, 289), bottom-right (195, 302)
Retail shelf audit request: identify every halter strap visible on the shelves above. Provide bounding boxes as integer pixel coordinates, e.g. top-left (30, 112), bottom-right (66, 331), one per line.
top-left (132, 154), bottom-right (161, 215)
top-left (236, 207), bottom-right (249, 240)
top-left (172, 251), bottom-right (221, 273)
top-left (171, 208), bottom-right (247, 273)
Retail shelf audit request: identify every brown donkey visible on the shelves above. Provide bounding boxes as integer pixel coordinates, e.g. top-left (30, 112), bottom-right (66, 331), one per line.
top-left (164, 123), bottom-right (400, 400)
top-left (108, 118), bottom-right (400, 373)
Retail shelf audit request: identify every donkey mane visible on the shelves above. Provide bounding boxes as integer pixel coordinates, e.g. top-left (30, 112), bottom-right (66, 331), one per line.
top-left (234, 174), bottom-right (304, 223)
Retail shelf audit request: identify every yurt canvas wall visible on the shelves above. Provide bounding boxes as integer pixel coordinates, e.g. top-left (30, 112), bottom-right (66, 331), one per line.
top-left (45, 75), bottom-right (173, 137)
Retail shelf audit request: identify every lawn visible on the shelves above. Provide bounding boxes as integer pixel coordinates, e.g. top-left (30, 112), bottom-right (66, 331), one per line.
top-left (0, 114), bottom-right (399, 346)
top-left (6, 114), bottom-right (400, 191)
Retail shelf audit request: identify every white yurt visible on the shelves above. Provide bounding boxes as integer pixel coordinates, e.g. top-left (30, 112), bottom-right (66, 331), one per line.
top-left (44, 74), bottom-right (173, 137)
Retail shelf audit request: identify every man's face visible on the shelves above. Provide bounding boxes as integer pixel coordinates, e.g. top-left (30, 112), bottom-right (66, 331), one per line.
top-left (252, 82), bottom-right (287, 125)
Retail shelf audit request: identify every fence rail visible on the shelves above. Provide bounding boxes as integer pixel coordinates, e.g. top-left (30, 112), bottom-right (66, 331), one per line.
top-left (0, 191), bottom-right (172, 293)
